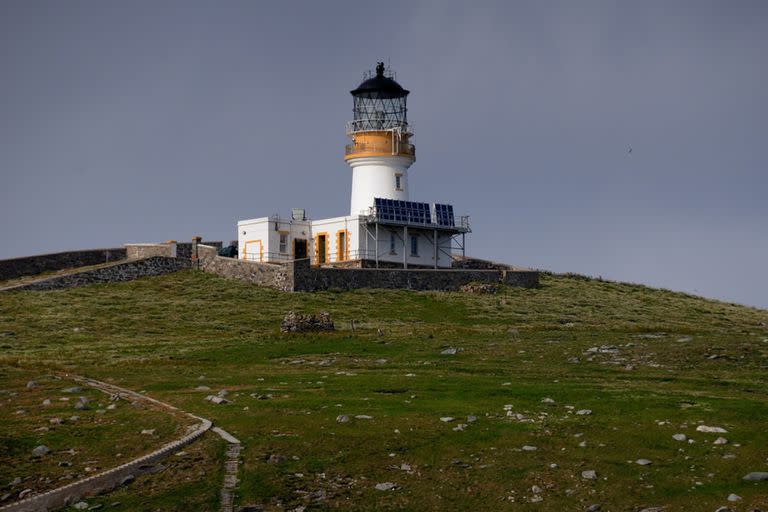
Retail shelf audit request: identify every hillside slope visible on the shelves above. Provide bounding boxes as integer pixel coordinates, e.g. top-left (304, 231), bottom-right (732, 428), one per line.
top-left (1, 271), bottom-right (767, 511)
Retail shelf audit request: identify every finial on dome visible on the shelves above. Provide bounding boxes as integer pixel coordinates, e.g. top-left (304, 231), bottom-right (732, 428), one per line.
top-left (375, 62), bottom-right (385, 77)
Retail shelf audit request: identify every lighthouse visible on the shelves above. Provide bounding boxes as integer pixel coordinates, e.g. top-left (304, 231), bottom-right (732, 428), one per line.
top-left (345, 62), bottom-right (415, 216)
top-left (237, 63), bottom-right (469, 269)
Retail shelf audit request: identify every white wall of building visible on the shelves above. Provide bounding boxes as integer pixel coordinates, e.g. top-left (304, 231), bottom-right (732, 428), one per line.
top-left (237, 217), bottom-right (311, 262)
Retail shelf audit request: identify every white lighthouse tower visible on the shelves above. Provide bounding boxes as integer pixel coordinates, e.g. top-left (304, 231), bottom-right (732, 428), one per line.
top-left (345, 62), bottom-right (415, 216)
top-left (237, 62), bottom-right (469, 269)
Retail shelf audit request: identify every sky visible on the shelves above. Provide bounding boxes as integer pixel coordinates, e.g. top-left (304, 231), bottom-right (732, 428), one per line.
top-left (1, 1), bottom-right (766, 309)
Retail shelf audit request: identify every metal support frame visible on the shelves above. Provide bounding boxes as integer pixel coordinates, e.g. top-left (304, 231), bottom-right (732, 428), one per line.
top-left (403, 225), bottom-right (408, 269)
top-left (433, 229), bottom-right (438, 269)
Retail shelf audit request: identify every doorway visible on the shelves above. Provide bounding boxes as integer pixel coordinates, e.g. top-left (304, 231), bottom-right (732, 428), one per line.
top-left (294, 239), bottom-right (308, 260)
top-left (317, 234), bottom-right (327, 264)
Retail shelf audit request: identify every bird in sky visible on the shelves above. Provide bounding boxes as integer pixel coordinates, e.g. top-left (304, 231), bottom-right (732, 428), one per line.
top-left (628, 146), bottom-right (633, 154)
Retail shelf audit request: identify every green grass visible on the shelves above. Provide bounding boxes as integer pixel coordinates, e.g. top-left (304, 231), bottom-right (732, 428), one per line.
top-left (1, 270), bottom-right (767, 511)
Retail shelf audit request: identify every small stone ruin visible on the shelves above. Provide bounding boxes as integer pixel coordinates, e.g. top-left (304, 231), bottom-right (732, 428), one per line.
top-left (280, 311), bottom-right (335, 333)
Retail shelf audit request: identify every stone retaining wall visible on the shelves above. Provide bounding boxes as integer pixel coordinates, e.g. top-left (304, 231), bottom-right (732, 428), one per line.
top-left (125, 243), bottom-right (176, 259)
top-left (290, 259), bottom-right (538, 292)
top-left (0, 249), bottom-right (126, 281)
top-left (197, 245), bottom-right (293, 292)
top-left (2, 257), bottom-right (190, 291)
top-left (176, 241), bottom-right (223, 260)
top-left (196, 250), bottom-right (538, 292)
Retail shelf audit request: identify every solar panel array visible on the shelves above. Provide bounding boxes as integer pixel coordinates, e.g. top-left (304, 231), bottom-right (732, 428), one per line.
top-left (434, 204), bottom-right (455, 227)
top-left (374, 198), bottom-right (455, 227)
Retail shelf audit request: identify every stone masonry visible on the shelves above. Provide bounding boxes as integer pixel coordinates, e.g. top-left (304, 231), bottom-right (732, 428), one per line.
top-left (0, 248), bottom-right (126, 282)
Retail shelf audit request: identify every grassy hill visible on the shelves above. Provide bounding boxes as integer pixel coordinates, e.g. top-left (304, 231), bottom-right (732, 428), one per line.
top-left (1, 270), bottom-right (767, 511)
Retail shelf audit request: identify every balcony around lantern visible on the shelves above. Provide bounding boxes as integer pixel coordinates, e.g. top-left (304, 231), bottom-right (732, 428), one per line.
top-left (344, 141), bottom-right (416, 159)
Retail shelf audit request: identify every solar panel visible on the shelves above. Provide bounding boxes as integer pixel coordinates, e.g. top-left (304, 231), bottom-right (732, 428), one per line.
top-left (374, 198), bottom-right (454, 227)
top-left (434, 203), bottom-right (455, 227)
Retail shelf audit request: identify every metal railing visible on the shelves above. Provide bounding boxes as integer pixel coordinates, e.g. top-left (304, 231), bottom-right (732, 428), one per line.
top-left (346, 120), bottom-right (413, 135)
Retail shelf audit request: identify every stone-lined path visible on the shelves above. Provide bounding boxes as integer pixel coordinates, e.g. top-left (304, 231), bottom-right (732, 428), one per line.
top-left (0, 374), bottom-right (241, 512)
top-left (213, 427), bottom-right (242, 512)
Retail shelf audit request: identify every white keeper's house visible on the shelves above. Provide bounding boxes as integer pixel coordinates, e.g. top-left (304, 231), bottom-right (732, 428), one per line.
top-left (237, 62), bottom-right (470, 269)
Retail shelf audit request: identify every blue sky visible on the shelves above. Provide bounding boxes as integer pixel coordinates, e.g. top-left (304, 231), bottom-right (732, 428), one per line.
top-left (1, 1), bottom-right (766, 308)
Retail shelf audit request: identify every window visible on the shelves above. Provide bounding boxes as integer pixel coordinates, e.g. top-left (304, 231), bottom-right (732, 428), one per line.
top-left (395, 173), bottom-right (402, 190)
top-left (337, 231), bottom-right (347, 261)
top-left (389, 232), bottom-right (396, 254)
top-left (279, 233), bottom-right (288, 254)
top-left (410, 235), bottom-right (419, 256)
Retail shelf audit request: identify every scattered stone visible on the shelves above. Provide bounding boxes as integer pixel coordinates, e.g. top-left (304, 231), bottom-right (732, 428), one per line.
top-left (581, 470), bottom-right (597, 480)
top-left (336, 414), bottom-right (350, 423)
top-left (541, 397), bottom-right (555, 404)
top-left (467, 415), bottom-right (477, 423)
top-left (452, 424), bottom-right (467, 432)
top-left (672, 433), bottom-right (687, 442)
top-left (41, 399), bottom-right (51, 406)
top-left (205, 395), bottom-right (229, 405)
top-left (375, 482), bottom-right (396, 491)
top-left (400, 463), bottom-right (412, 471)
top-left (714, 507), bottom-right (732, 512)
top-left (18, 489), bottom-right (32, 499)
top-left (267, 454), bottom-right (285, 465)
top-left (195, 385), bottom-right (211, 391)
top-left (585, 505), bottom-right (601, 512)
top-left (459, 283), bottom-right (498, 294)
top-left (522, 445), bottom-right (538, 452)
top-left (440, 347), bottom-right (458, 355)
top-left (727, 494), bottom-right (742, 502)
top-left (743, 472), bottom-right (768, 481)
top-left (31, 445), bottom-right (49, 457)
top-left (106, 403), bottom-right (116, 410)
top-left (576, 409), bottom-right (592, 415)
top-left (0, 331), bottom-right (15, 337)
top-left (636, 459), bottom-right (653, 466)
top-left (713, 437), bottom-right (728, 445)
top-left (74, 397), bottom-right (89, 410)
top-left (280, 311), bottom-right (334, 333)
top-left (119, 475), bottom-right (135, 486)
top-left (62, 387), bottom-right (83, 394)
top-left (26, 381), bottom-right (37, 389)
top-left (355, 415), bottom-right (373, 420)
top-left (696, 425), bottom-right (727, 433)
top-left (58, 461), bottom-right (72, 467)
top-left (73, 502), bottom-right (89, 510)
top-left (530, 495), bottom-right (543, 503)
top-left (531, 485), bottom-right (542, 493)
top-left (141, 429), bottom-right (156, 435)
top-left (439, 417), bottom-right (455, 423)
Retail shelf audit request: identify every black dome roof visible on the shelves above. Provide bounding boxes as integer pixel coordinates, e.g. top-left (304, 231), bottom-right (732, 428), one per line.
top-left (351, 62), bottom-right (409, 99)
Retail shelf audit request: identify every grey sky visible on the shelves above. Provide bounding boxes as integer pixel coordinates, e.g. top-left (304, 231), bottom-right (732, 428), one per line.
top-left (1, 1), bottom-right (766, 308)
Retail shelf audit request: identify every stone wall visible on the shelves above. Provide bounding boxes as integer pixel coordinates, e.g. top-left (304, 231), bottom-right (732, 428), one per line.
top-left (502, 269), bottom-right (540, 288)
top-left (289, 259), bottom-right (538, 292)
top-left (3, 257), bottom-right (190, 291)
top-left (177, 241), bottom-right (223, 260)
top-left (195, 248), bottom-right (539, 292)
top-left (125, 243), bottom-right (176, 259)
top-left (0, 248), bottom-right (126, 282)
top-left (197, 245), bottom-right (293, 292)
